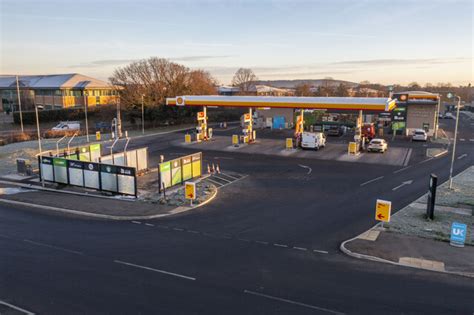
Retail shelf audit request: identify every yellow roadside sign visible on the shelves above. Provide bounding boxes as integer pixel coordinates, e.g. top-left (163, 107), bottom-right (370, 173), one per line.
top-left (375, 199), bottom-right (391, 222)
top-left (286, 138), bottom-right (293, 149)
top-left (95, 131), bottom-right (101, 141)
top-left (232, 135), bottom-right (239, 146)
top-left (185, 134), bottom-right (191, 143)
top-left (185, 182), bottom-right (196, 200)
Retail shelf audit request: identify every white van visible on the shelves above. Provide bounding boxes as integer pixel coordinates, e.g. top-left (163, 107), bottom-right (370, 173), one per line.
top-left (52, 121), bottom-right (81, 131)
top-left (301, 132), bottom-right (326, 150)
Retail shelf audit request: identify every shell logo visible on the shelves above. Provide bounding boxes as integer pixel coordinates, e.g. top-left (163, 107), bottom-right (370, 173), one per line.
top-left (399, 95), bottom-right (407, 101)
top-left (176, 97), bottom-right (185, 106)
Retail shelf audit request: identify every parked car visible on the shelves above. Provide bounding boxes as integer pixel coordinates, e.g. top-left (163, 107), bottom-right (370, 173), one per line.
top-left (444, 112), bottom-right (456, 119)
top-left (412, 129), bottom-right (428, 141)
top-left (301, 132), bottom-right (326, 150)
top-left (327, 125), bottom-right (344, 136)
top-left (367, 138), bottom-right (388, 153)
top-left (51, 121), bottom-right (80, 131)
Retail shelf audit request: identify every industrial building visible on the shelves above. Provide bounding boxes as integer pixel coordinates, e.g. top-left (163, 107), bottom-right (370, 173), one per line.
top-left (0, 73), bottom-right (119, 112)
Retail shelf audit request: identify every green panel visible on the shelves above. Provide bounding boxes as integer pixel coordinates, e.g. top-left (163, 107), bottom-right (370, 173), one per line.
top-left (90, 143), bottom-right (101, 152)
top-left (171, 168), bottom-right (182, 186)
top-left (53, 158), bottom-right (67, 167)
top-left (160, 162), bottom-right (171, 172)
top-left (192, 161), bottom-right (201, 178)
top-left (182, 163), bottom-right (192, 181)
top-left (79, 153), bottom-right (90, 161)
top-left (66, 154), bottom-right (79, 160)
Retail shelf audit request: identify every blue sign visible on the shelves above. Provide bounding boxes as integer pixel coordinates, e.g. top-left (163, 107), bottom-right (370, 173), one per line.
top-left (450, 222), bottom-right (467, 247)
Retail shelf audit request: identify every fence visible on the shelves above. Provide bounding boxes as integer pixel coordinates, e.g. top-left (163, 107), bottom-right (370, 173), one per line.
top-left (158, 152), bottom-right (202, 192)
top-left (39, 156), bottom-right (137, 197)
top-left (99, 147), bottom-right (148, 173)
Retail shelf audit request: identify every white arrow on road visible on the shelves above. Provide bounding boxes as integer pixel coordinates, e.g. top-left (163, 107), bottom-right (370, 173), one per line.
top-left (298, 164), bottom-right (312, 175)
top-left (392, 180), bottom-right (413, 191)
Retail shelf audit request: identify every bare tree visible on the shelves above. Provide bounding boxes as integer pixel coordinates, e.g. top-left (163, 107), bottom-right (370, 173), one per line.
top-left (109, 57), bottom-right (217, 108)
top-left (232, 68), bottom-right (257, 94)
top-left (335, 83), bottom-right (349, 97)
top-left (294, 83), bottom-right (313, 96)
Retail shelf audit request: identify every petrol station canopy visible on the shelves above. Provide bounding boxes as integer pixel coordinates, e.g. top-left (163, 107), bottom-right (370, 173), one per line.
top-left (167, 95), bottom-right (397, 112)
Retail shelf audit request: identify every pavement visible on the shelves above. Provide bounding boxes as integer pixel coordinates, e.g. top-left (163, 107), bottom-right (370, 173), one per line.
top-left (0, 115), bottom-right (473, 314)
top-left (341, 166), bottom-right (474, 278)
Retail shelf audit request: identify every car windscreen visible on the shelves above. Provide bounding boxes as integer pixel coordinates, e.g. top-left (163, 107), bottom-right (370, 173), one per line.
top-left (370, 140), bottom-right (381, 144)
top-left (415, 131), bottom-right (425, 135)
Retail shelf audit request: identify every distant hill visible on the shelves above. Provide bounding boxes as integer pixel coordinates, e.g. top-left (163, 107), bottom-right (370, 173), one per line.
top-left (254, 79), bottom-right (358, 89)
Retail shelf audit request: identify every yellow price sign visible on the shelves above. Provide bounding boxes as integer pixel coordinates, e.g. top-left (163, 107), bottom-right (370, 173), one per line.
top-left (232, 135), bottom-right (239, 145)
top-left (375, 199), bottom-right (391, 222)
top-left (197, 111), bottom-right (206, 121)
top-left (95, 131), bottom-right (101, 141)
top-left (244, 113), bottom-right (251, 122)
top-left (185, 182), bottom-right (196, 200)
top-left (286, 138), bottom-right (293, 149)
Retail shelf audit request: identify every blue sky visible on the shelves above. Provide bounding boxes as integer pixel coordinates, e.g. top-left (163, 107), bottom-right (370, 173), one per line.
top-left (1, 0), bottom-right (472, 85)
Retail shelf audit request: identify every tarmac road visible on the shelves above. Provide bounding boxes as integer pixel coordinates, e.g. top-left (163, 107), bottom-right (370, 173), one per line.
top-left (0, 117), bottom-right (473, 314)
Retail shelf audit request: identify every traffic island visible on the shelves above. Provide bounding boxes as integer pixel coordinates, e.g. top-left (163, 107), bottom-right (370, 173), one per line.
top-left (341, 166), bottom-right (474, 278)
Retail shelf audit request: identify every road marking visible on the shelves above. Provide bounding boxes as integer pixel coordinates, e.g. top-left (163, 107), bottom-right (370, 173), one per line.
top-left (273, 243), bottom-right (288, 248)
top-left (113, 260), bottom-right (196, 281)
top-left (187, 230), bottom-right (199, 234)
top-left (219, 173), bottom-right (240, 180)
top-left (212, 175), bottom-right (233, 183)
top-left (243, 290), bottom-right (345, 314)
top-left (460, 139), bottom-right (465, 141)
top-left (298, 164), bottom-right (312, 175)
top-left (23, 239), bottom-right (83, 255)
top-left (0, 300), bottom-right (35, 315)
top-left (238, 238), bottom-right (251, 242)
top-left (218, 174), bottom-right (249, 189)
top-left (402, 148), bottom-right (412, 166)
top-left (392, 180), bottom-right (413, 191)
top-left (293, 246), bottom-right (307, 251)
top-left (393, 166), bottom-right (411, 174)
top-left (419, 157), bottom-right (434, 164)
top-left (131, 221), bottom-right (141, 224)
top-left (205, 177), bottom-right (225, 186)
top-left (457, 154), bottom-right (467, 160)
top-left (360, 176), bottom-right (384, 187)
top-left (173, 227), bottom-right (184, 231)
top-left (255, 240), bottom-right (269, 245)
top-left (157, 225), bottom-right (169, 229)
top-left (313, 249), bottom-right (329, 254)
top-left (213, 156), bottom-right (234, 160)
top-left (145, 223), bottom-right (154, 227)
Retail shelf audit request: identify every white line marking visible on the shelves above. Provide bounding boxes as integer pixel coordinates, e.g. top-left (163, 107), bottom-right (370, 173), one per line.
top-left (212, 175), bottom-right (232, 183)
top-left (157, 225), bottom-right (169, 229)
top-left (218, 174), bottom-right (249, 189)
top-left (360, 176), bottom-right (384, 187)
top-left (403, 148), bottom-right (412, 166)
top-left (243, 290), bottom-right (345, 314)
top-left (313, 249), bottom-right (329, 254)
top-left (460, 139), bottom-right (465, 141)
top-left (23, 239), bottom-right (83, 255)
top-left (393, 166), bottom-right (411, 174)
top-left (213, 156), bottom-right (234, 160)
top-left (145, 223), bottom-right (154, 227)
top-left (293, 246), bottom-right (307, 251)
top-left (298, 164), bottom-right (312, 175)
top-left (274, 243), bottom-right (288, 248)
top-left (187, 230), bottom-right (199, 234)
top-left (255, 240), bottom-right (269, 245)
top-left (0, 300), bottom-right (35, 315)
top-left (238, 238), bottom-right (251, 242)
top-left (457, 154), bottom-right (467, 160)
top-left (419, 157), bottom-right (434, 164)
top-left (219, 173), bottom-right (240, 180)
top-left (131, 221), bottom-right (141, 224)
top-left (205, 178), bottom-right (224, 186)
top-left (392, 180), bottom-right (413, 191)
top-left (114, 260), bottom-right (196, 281)
top-left (469, 139), bottom-right (474, 142)
top-left (173, 228), bottom-right (184, 231)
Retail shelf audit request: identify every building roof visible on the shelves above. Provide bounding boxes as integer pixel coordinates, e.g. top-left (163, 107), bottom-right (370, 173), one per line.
top-left (167, 95), bottom-right (396, 111)
top-left (0, 74), bottom-right (113, 89)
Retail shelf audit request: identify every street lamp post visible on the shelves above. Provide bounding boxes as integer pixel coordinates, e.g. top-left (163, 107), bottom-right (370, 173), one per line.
top-left (447, 93), bottom-right (461, 189)
top-left (35, 104), bottom-right (45, 187)
top-left (15, 75), bottom-right (24, 133)
top-left (141, 94), bottom-right (145, 135)
top-left (83, 90), bottom-right (90, 142)
top-left (434, 95), bottom-right (441, 139)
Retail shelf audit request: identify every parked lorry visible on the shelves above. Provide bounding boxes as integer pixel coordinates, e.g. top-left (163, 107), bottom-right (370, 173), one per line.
top-left (300, 132), bottom-right (326, 150)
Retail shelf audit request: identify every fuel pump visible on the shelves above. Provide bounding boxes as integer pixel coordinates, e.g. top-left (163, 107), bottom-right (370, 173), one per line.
top-left (242, 108), bottom-right (255, 143)
top-left (196, 106), bottom-right (208, 142)
top-left (294, 109), bottom-right (304, 147)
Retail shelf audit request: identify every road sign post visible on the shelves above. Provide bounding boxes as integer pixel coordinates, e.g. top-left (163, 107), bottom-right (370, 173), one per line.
top-left (185, 181), bottom-right (196, 206)
top-left (375, 199), bottom-right (391, 228)
top-left (426, 174), bottom-right (437, 220)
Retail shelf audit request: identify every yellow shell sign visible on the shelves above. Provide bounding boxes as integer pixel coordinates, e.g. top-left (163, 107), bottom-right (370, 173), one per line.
top-left (185, 182), bottom-right (196, 200)
top-left (176, 97), bottom-right (184, 106)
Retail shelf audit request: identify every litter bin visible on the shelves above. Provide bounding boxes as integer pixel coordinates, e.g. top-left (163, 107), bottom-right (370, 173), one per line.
top-left (17, 158), bottom-right (33, 176)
